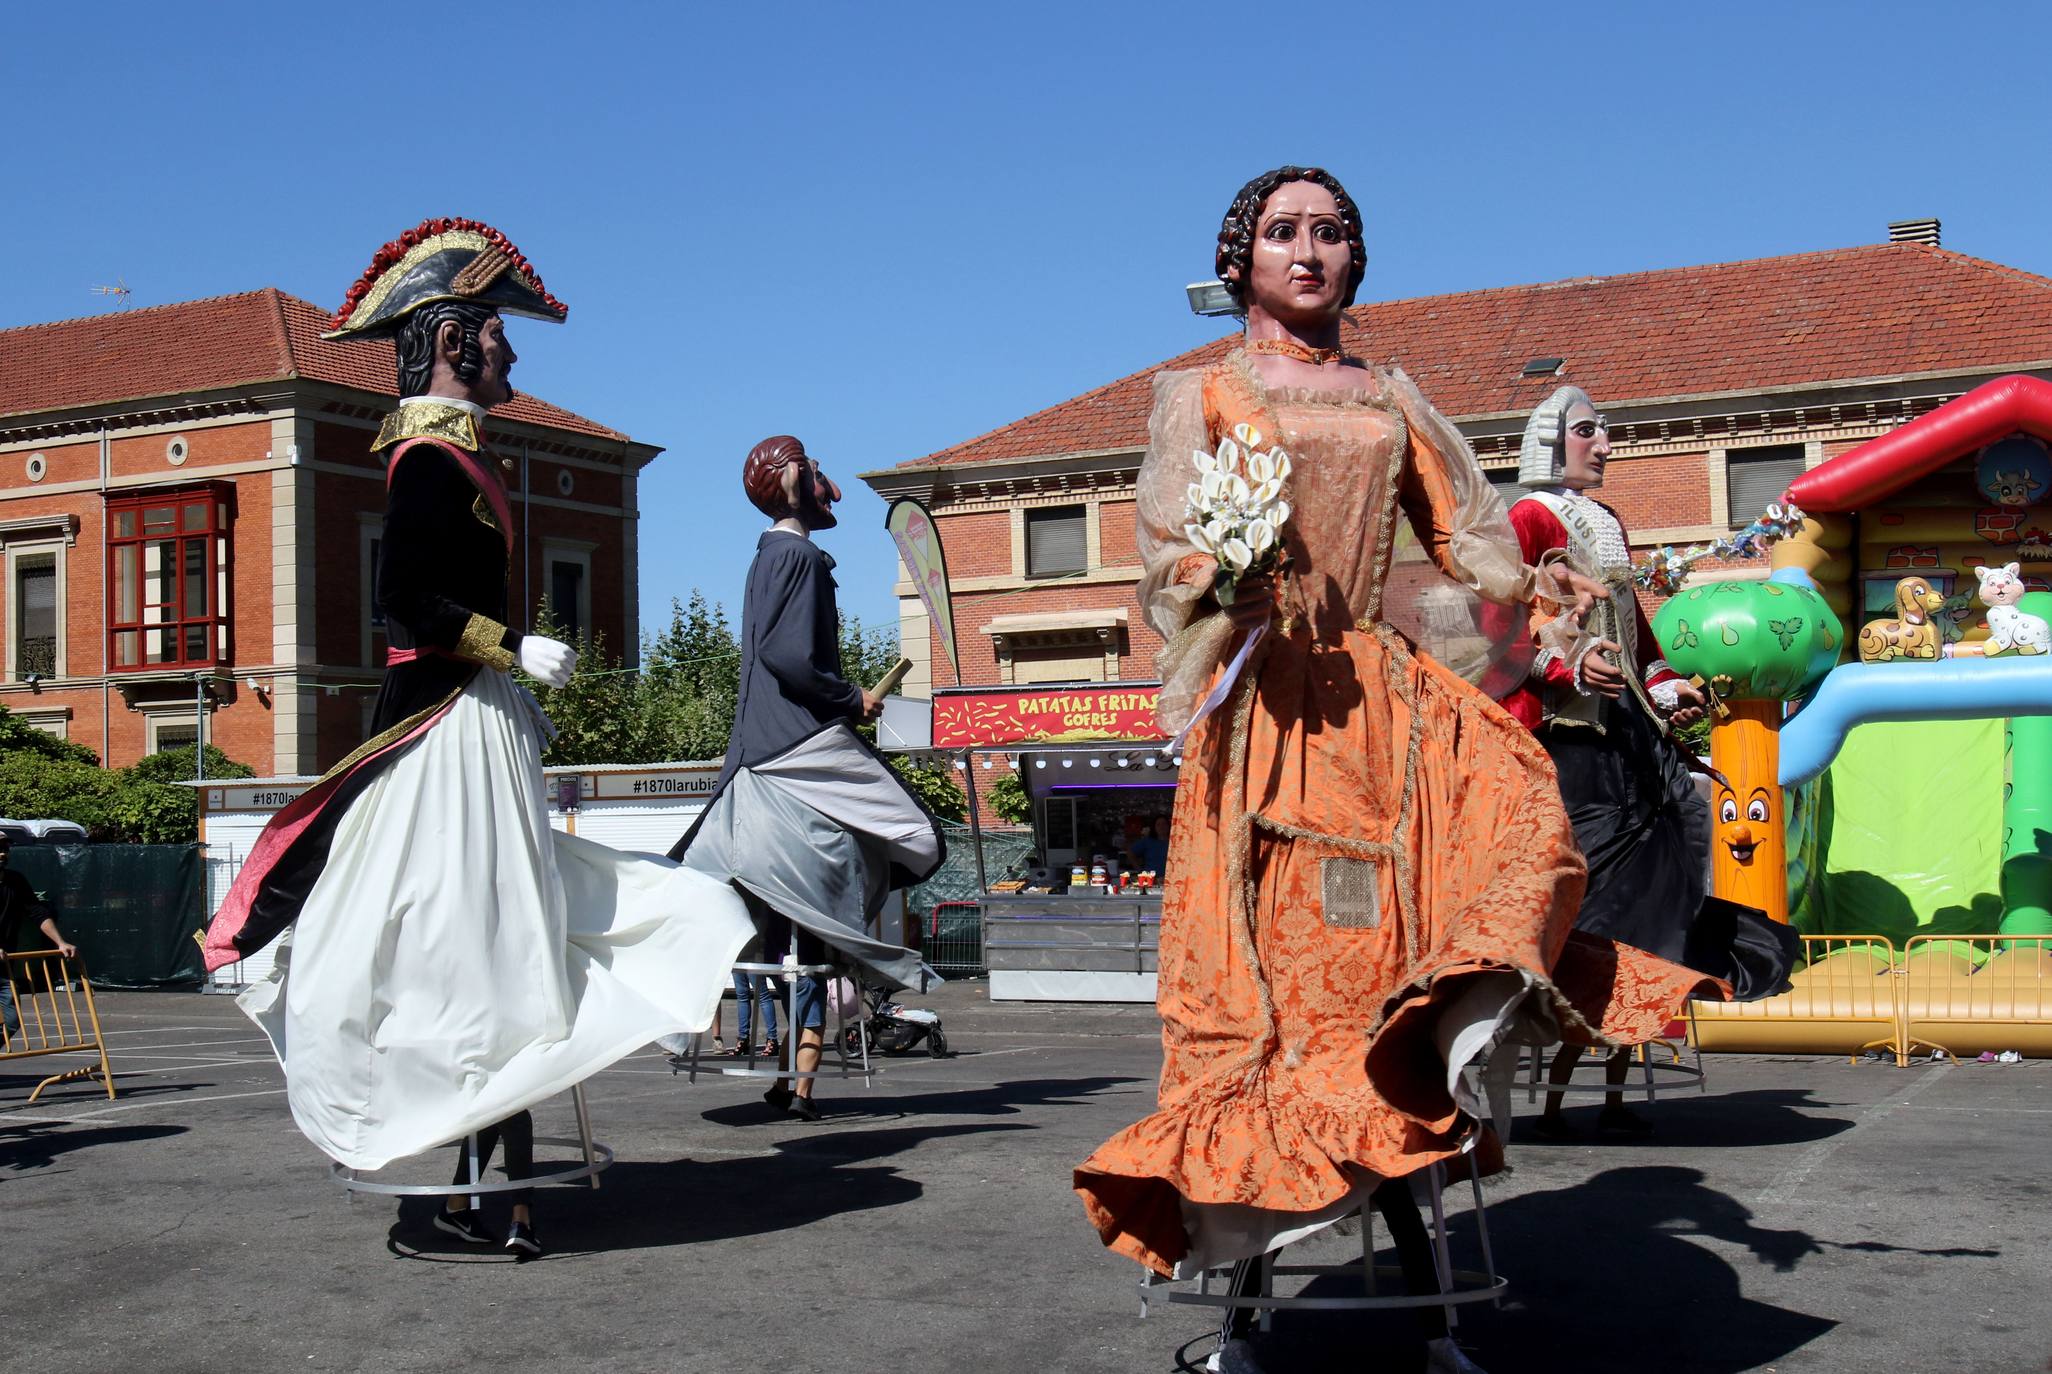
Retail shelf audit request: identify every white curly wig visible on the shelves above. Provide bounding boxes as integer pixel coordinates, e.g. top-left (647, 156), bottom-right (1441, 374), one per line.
top-left (1517, 385), bottom-right (1597, 486)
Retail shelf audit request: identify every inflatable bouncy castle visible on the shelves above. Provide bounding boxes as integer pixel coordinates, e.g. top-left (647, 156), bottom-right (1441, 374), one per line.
top-left (1674, 376), bottom-right (2052, 1059)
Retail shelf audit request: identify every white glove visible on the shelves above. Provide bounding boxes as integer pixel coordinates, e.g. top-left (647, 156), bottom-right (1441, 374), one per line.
top-left (517, 635), bottom-right (577, 688)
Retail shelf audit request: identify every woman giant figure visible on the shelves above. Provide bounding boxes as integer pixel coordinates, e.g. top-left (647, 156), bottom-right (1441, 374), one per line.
top-left (1073, 168), bottom-right (1711, 1371)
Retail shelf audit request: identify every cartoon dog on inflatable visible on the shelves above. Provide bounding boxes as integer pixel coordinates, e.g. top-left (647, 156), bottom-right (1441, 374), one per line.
top-left (1858, 575), bottom-right (1946, 662)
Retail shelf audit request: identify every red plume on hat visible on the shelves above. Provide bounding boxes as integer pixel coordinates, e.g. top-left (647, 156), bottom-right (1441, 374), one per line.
top-left (323, 217), bottom-right (567, 341)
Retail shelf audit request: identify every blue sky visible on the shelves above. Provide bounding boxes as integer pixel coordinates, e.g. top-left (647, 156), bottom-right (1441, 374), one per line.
top-left (7, 2), bottom-right (2052, 640)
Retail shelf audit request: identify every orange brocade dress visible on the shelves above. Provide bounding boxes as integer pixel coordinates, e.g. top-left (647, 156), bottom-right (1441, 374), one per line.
top-left (1074, 354), bottom-right (1708, 1277)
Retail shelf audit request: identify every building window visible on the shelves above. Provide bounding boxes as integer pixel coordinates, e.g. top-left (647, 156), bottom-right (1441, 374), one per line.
top-left (541, 541), bottom-right (594, 642)
top-left (146, 715), bottom-right (200, 755)
top-left (12, 550), bottom-right (57, 680)
top-left (1487, 468), bottom-right (1529, 505)
top-left (1726, 445), bottom-right (1807, 522)
top-left (107, 488), bottom-right (230, 672)
top-left (1026, 505), bottom-right (1088, 579)
top-left (550, 560), bottom-right (585, 639)
top-left (368, 538), bottom-right (386, 632)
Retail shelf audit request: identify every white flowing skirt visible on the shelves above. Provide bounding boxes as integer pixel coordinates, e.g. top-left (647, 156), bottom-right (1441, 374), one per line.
top-left (239, 668), bottom-right (753, 1170)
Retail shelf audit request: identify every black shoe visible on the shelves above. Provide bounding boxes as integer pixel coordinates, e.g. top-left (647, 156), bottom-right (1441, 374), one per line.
top-left (433, 1207), bottom-right (494, 1245)
top-left (504, 1220), bottom-right (543, 1261)
top-left (788, 1094), bottom-right (822, 1123)
top-left (1531, 1114), bottom-right (1580, 1143)
top-left (762, 1085), bottom-right (794, 1114)
top-left (1597, 1104), bottom-right (1654, 1137)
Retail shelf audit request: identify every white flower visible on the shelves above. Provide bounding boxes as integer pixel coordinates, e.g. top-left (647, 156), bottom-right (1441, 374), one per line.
top-left (1200, 470), bottom-right (1230, 505)
top-left (1220, 537), bottom-right (1253, 572)
top-left (1222, 472), bottom-right (1251, 505)
top-left (1205, 518), bottom-right (1230, 550)
top-left (1231, 423), bottom-right (1262, 450)
top-left (1246, 518), bottom-right (1276, 555)
top-left (1273, 500), bottom-right (1291, 527)
top-left (1247, 448), bottom-right (1276, 485)
top-left (1270, 450), bottom-right (1291, 482)
top-left (1194, 446), bottom-right (1219, 476)
top-left (1253, 478), bottom-right (1283, 507)
top-left (1185, 522), bottom-right (1216, 554)
top-left (1215, 436), bottom-right (1243, 474)
top-left (1186, 482), bottom-right (1206, 511)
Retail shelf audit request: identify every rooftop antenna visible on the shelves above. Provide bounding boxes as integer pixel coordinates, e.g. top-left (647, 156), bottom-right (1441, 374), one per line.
top-left (91, 277), bottom-right (132, 308)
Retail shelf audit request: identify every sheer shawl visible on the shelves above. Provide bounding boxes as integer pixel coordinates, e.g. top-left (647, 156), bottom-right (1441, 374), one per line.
top-left (1138, 364), bottom-right (1551, 735)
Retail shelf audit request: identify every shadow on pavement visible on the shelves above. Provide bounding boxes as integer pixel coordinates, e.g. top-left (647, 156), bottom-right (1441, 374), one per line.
top-left (0, 1121), bottom-right (189, 1177)
top-left (689, 1073), bottom-right (1138, 1129)
top-left (1512, 1087), bottom-right (1856, 1151)
top-left (382, 1094), bottom-right (1085, 1261)
top-left (1170, 1164), bottom-right (1842, 1374)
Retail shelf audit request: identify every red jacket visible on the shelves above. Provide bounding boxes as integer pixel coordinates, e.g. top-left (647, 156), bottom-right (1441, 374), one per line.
top-left (1500, 496), bottom-right (1679, 732)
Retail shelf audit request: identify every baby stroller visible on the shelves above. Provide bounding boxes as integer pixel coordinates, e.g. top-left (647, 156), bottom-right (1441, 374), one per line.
top-left (840, 984), bottom-right (947, 1059)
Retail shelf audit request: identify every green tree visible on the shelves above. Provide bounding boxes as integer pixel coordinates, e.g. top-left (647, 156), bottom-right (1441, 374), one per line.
top-left (985, 770), bottom-right (1032, 825)
top-left (0, 708), bottom-right (255, 842)
top-left (126, 744), bottom-right (256, 785)
top-left (640, 592), bottom-right (742, 762)
top-left (889, 756), bottom-right (966, 822)
top-left (522, 600), bottom-right (651, 766)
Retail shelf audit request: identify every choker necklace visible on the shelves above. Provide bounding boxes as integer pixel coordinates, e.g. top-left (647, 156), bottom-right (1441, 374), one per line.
top-left (1246, 337), bottom-right (1349, 367)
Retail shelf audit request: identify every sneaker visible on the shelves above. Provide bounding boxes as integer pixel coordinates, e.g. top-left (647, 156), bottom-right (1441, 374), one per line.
top-left (1213, 1338), bottom-right (1264, 1374)
top-left (762, 1085), bottom-right (794, 1114)
top-left (504, 1219), bottom-right (543, 1261)
top-left (788, 1094), bottom-right (823, 1123)
top-left (1597, 1104), bottom-right (1654, 1137)
top-left (432, 1207), bottom-right (494, 1245)
top-left (1531, 1114), bottom-right (1579, 1143)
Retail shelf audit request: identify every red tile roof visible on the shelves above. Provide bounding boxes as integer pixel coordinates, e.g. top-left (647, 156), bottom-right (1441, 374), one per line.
top-left (909, 243), bottom-right (2052, 469)
top-left (0, 288), bottom-right (627, 442)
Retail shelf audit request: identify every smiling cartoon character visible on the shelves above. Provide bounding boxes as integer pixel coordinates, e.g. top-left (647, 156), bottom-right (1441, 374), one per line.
top-left (1710, 702), bottom-right (1789, 922)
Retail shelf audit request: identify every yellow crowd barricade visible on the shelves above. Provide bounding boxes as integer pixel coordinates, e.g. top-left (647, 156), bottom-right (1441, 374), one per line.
top-left (0, 950), bottom-right (117, 1103)
top-left (1900, 934), bottom-right (2052, 1061)
top-left (1687, 934), bottom-right (1908, 1064)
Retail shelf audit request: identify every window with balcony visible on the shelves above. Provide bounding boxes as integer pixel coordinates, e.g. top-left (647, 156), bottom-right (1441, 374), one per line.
top-left (1025, 505), bottom-right (1088, 579)
top-left (12, 551), bottom-right (56, 680)
top-left (107, 488), bottom-right (231, 672)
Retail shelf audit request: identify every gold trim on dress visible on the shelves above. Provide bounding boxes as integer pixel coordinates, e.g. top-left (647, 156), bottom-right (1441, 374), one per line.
top-left (457, 613), bottom-right (516, 672)
top-left (371, 400), bottom-right (482, 455)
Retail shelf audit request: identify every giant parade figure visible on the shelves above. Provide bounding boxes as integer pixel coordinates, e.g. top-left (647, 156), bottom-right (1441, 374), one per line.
top-left (201, 218), bottom-right (754, 1256)
top-left (1505, 386), bottom-right (1800, 1136)
top-left (1071, 165), bottom-right (1658, 1374)
top-left (666, 435), bottom-right (945, 1119)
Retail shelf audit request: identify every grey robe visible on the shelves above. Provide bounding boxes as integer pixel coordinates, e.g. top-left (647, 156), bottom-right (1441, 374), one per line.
top-left (671, 531), bottom-right (944, 990)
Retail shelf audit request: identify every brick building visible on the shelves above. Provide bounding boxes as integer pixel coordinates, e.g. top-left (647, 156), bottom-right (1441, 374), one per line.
top-left (864, 231), bottom-right (2052, 705)
top-left (0, 289), bottom-right (657, 773)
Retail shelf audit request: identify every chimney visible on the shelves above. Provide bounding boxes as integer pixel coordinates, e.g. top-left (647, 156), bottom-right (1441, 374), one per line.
top-left (1888, 218), bottom-right (1942, 247)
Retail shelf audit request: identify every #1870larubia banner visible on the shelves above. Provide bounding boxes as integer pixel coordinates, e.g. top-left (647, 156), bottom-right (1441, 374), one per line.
top-left (886, 497), bottom-right (960, 683)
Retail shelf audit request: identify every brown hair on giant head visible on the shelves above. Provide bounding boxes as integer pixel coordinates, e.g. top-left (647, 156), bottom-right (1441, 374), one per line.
top-left (743, 435), bottom-right (807, 520)
top-left (1214, 165), bottom-right (1367, 307)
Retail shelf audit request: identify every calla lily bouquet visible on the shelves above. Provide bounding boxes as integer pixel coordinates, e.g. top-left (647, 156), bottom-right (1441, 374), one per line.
top-left (1183, 424), bottom-right (1293, 607)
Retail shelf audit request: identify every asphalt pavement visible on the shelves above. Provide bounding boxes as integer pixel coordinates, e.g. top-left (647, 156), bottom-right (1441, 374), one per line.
top-left (2, 983), bottom-right (2047, 1374)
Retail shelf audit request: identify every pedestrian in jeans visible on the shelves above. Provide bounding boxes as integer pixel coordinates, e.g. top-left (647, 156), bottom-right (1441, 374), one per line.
top-left (731, 968), bottom-right (779, 1058)
top-left (0, 835), bottom-right (78, 1046)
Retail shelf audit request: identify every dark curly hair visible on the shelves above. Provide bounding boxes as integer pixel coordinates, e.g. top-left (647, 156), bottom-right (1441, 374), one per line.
top-left (392, 299), bottom-right (498, 397)
top-left (1214, 165), bottom-right (1366, 307)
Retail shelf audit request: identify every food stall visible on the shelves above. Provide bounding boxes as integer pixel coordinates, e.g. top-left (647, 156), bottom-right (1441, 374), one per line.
top-left (934, 682), bottom-right (1182, 1002)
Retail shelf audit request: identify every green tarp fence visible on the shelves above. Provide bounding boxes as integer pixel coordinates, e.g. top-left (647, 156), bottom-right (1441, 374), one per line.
top-left (904, 823), bottom-right (1036, 977)
top-left (5, 844), bottom-right (205, 988)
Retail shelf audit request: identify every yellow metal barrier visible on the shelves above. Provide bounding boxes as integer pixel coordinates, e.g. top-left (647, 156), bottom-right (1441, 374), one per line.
top-left (1687, 935), bottom-right (1908, 1064)
top-left (0, 950), bottom-right (117, 1103)
top-left (1901, 935), bottom-right (2052, 1060)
